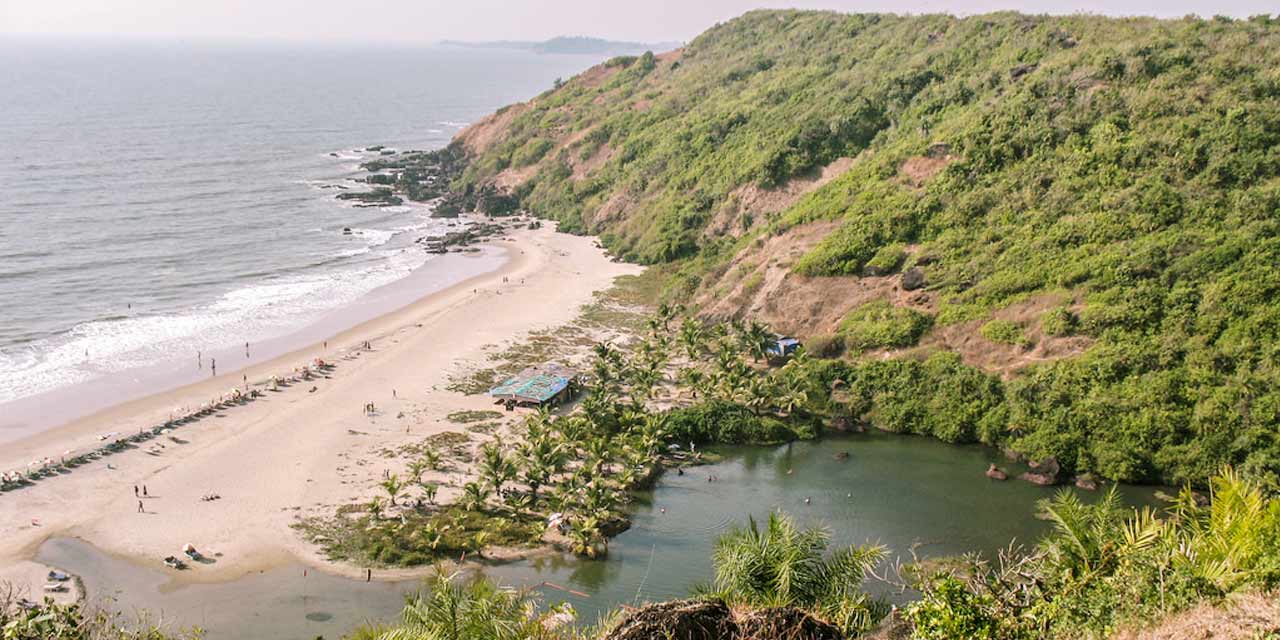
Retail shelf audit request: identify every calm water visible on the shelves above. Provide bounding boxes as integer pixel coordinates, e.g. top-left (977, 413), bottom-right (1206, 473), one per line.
top-left (38, 433), bottom-right (1161, 639)
top-left (0, 40), bottom-right (598, 409)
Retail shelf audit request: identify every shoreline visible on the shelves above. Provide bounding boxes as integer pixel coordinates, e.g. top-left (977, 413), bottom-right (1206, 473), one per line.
top-left (0, 222), bottom-right (643, 598)
top-left (0, 217), bottom-right (499, 447)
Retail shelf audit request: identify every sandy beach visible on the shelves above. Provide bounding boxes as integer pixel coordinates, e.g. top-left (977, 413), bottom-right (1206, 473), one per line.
top-left (0, 223), bottom-right (641, 598)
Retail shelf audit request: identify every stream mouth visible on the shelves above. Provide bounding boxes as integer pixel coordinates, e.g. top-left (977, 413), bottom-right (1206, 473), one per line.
top-left (36, 433), bottom-right (1163, 639)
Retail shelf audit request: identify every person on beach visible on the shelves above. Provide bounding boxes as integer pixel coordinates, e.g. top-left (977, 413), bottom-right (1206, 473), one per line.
top-left (198, 351), bottom-right (202, 369)
top-left (211, 359), bottom-right (217, 376)
top-left (392, 389), bottom-right (396, 399)
top-left (143, 485), bottom-right (148, 497)
top-left (134, 486), bottom-right (139, 497)
top-left (138, 500), bottom-right (144, 513)
top-left (245, 342), bottom-right (250, 358)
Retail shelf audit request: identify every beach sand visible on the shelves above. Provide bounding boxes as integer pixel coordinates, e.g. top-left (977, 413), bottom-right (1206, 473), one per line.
top-left (0, 223), bottom-right (641, 597)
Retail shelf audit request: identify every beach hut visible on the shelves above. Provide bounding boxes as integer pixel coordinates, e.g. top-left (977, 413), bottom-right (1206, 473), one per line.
top-left (766, 336), bottom-right (802, 359)
top-left (488, 363), bottom-right (580, 408)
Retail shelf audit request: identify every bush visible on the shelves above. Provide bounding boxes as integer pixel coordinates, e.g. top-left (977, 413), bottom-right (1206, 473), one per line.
top-left (663, 401), bottom-right (811, 445)
top-left (979, 319), bottom-right (1029, 347)
top-left (839, 299), bottom-right (933, 349)
top-left (1041, 305), bottom-right (1077, 336)
top-left (863, 242), bottom-right (908, 275)
top-left (805, 333), bottom-right (846, 358)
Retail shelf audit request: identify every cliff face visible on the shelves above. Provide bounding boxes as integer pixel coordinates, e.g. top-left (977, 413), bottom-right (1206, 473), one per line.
top-left (445, 10), bottom-right (1280, 486)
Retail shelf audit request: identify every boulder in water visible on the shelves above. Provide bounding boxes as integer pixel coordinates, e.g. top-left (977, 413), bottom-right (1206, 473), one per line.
top-left (1019, 456), bottom-right (1064, 486)
top-left (985, 463), bottom-right (1008, 481)
top-left (1074, 473), bottom-right (1100, 491)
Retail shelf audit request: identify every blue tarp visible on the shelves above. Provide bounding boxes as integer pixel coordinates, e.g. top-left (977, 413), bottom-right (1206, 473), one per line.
top-left (766, 337), bottom-right (802, 357)
top-left (488, 364), bottom-right (577, 404)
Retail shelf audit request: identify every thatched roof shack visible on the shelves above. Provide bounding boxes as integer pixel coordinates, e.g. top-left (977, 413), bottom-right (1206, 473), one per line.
top-left (488, 363), bottom-right (581, 406)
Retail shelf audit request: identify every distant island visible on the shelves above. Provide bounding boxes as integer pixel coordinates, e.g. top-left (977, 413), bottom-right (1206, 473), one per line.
top-left (440, 35), bottom-right (680, 55)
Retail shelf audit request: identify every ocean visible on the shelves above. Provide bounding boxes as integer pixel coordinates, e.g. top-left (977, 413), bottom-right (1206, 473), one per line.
top-left (0, 39), bottom-right (596, 419)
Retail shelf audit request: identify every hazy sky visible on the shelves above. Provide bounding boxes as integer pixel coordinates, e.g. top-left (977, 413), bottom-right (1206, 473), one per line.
top-left (2, 0), bottom-right (1274, 44)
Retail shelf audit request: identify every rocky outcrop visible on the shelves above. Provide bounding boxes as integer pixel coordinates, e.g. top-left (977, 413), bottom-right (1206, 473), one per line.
top-left (1019, 456), bottom-right (1064, 486)
top-left (901, 268), bottom-right (925, 291)
top-left (604, 599), bottom-right (736, 640)
top-left (986, 463), bottom-right (1008, 481)
top-left (1074, 473), bottom-right (1100, 491)
top-left (602, 600), bottom-right (846, 640)
top-left (736, 607), bottom-right (844, 640)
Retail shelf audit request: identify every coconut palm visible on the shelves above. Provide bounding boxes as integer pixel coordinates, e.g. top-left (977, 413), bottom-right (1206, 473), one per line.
top-left (372, 568), bottom-right (549, 640)
top-left (479, 441), bottom-right (517, 495)
top-left (736, 376), bottom-right (775, 417)
top-left (460, 481), bottom-right (491, 512)
top-left (710, 511), bottom-right (886, 634)
top-left (421, 448), bottom-right (444, 472)
top-left (774, 376), bottom-right (810, 417)
top-left (406, 459), bottom-right (429, 486)
top-left (678, 319), bottom-right (708, 359)
top-left (567, 515), bottom-right (607, 559)
top-left (422, 482), bottom-right (439, 505)
top-left (380, 474), bottom-right (404, 507)
top-left (740, 320), bottom-right (774, 362)
top-left (677, 367), bottom-right (707, 399)
top-left (367, 496), bottom-right (385, 520)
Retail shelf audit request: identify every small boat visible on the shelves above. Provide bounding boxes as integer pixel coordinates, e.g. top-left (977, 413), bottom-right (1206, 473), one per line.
top-left (342, 227), bottom-right (353, 235)
top-left (42, 583), bottom-right (68, 593)
top-left (46, 570), bottom-right (70, 582)
top-left (163, 556), bottom-right (187, 570)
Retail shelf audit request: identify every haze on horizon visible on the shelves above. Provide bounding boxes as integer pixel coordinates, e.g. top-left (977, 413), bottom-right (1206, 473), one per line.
top-left (2, 0), bottom-right (1276, 46)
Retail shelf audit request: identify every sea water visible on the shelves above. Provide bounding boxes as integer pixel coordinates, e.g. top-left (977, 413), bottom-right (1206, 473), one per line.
top-left (0, 39), bottom-right (598, 417)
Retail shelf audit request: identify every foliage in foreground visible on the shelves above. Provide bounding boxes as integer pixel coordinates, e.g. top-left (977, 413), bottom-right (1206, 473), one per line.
top-left (906, 468), bottom-right (1280, 639)
top-left (0, 593), bottom-right (200, 640)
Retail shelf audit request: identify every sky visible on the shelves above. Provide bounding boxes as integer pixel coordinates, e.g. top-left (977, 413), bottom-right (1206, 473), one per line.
top-left (1, 0), bottom-right (1275, 45)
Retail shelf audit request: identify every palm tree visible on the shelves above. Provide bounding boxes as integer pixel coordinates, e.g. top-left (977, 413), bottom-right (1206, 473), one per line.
top-left (710, 511), bottom-right (886, 635)
top-left (371, 568), bottom-right (550, 640)
top-left (736, 376), bottom-right (774, 417)
top-left (774, 376), bottom-right (810, 417)
top-left (422, 448), bottom-right (443, 472)
top-left (567, 515), bottom-right (607, 559)
top-left (679, 319), bottom-right (707, 360)
top-left (740, 320), bottom-right (774, 363)
top-left (479, 441), bottom-right (517, 495)
top-left (1038, 486), bottom-right (1128, 579)
top-left (367, 496), bottom-right (385, 520)
top-left (677, 367), bottom-right (707, 399)
top-left (422, 482), bottom-right (439, 505)
top-left (460, 481), bottom-right (491, 512)
top-left (380, 474), bottom-right (404, 507)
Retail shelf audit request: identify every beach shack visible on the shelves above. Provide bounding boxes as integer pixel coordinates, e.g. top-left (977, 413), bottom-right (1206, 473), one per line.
top-left (766, 335), bottom-right (802, 359)
top-left (488, 363), bottom-right (580, 408)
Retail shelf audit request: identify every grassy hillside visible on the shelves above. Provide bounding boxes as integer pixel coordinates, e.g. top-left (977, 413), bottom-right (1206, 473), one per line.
top-left (440, 10), bottom-right (1280, 487)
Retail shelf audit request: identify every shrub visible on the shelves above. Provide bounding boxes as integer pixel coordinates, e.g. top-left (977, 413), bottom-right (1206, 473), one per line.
top-left (839, 299), bottom-right (933, 349)
top-left (979, 319), bottom-right (1029, 347)
top-left (1041, 305), bottom-right (1077, 336)
top-left (863, 242), bottom-right (908, 275)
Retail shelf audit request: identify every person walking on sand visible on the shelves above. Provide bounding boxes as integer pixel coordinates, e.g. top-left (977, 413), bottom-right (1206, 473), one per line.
top-left (134, 485), bottom-right (139, 497)
top-left (211, 359), bottom-right (217, 376)
top-left (198, 351), bottom-right (202, 369)
top-left (138, 500), bottom-right (144, 513)
top-left (143, 485), bottom-right (148, 497)
top-left (245, 342), bottom-right (250, 358)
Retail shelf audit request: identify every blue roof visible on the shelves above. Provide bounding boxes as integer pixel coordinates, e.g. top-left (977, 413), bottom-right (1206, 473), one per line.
top-left (488, 364), bottom-right (577, 403)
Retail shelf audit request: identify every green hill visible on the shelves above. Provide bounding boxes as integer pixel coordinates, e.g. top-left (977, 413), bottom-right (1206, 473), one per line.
top-left (433, 10), bottom-right (1280, 487)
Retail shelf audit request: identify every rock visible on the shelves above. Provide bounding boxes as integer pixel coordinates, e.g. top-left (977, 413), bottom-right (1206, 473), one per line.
top-left (1074, 473), bottom-right (1100, 491)
top-left (985, 463), bottom-right (1008, 481)
top-left (1019, 456), bottom-right (1064, 486)
top-left (603, 599), bottom-right (736, 640)
top-left (735, 607), bottom-right (844, 640)
top-left (1010, 63), bottom-right (1037, 80)
top-left (901, 267), bottom-right (925, 291)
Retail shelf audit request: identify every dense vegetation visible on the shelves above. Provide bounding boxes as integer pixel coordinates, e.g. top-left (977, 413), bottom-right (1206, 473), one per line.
top-left (431, 10), bottom-right (1280, 489)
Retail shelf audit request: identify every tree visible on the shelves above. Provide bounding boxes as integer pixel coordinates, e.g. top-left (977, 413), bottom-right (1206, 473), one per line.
top-left (479, 441), bottom-right (517, 495)
top-left (369, 568), bottom-right (552, 640)
top-left (710, 511), bottom-right (886, 635)
top-left (380, 474), bottom-right (404, 507)
top-left (679, 318), bottom-right (708, 359)
top-left (422, 482), bottom-right (439, 505)
top-left (461, 482), bottom-right (491, 512)
top-left (678, 367), bottom-right (708, 399)
top-left (740, 320), bottom-right (774, 363)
